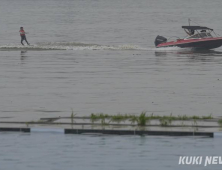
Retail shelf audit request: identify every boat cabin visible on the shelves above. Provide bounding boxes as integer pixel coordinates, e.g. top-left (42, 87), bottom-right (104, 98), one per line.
top-left (186, 32), bottom-right (212, 39)
top-left (182, 26), bottom-right (214, 40)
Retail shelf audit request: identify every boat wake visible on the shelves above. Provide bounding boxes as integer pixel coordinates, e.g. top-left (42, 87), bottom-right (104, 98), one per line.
top-left (154, 46), bottom-right (193, 52)
top-left (0, 42), bottom-right (148, 51)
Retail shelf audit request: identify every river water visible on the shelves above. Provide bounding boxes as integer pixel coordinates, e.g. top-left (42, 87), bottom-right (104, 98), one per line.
top-left (1, 0), bottom-right (222, 169)
top-left (0, 132), bottom-right (221, 170)
top-left (1, 0), bottom-right (222, 119)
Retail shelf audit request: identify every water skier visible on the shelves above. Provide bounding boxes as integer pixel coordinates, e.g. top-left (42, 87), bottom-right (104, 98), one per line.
top-left (19, 27), bottom-right (30, 45)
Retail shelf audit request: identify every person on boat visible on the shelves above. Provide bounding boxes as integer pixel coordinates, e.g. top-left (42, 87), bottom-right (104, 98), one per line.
top-left (19, 27), bottom-right (30, 45)
top-left (185, 29), bottom-right (195, 36)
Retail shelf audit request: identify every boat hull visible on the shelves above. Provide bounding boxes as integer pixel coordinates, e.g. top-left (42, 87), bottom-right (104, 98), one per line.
top-left (156, 38), bottom-right (222, 49)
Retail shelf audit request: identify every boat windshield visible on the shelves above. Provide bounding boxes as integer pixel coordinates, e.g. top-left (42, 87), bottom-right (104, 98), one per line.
top-left (186, 32), bottom-right (213, 39)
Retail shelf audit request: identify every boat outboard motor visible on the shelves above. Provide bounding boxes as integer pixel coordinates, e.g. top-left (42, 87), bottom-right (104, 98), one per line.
top-left (155, 35), bottom-right (167, 46)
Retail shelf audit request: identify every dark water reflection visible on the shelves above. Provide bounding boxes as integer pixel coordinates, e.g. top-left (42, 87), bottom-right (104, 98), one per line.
top-left (155, 49), bottom-right (222, 62)
top-left (155, 49), bottom-right (222, 57)
top-left (20, 51), bottom-right (27, 60)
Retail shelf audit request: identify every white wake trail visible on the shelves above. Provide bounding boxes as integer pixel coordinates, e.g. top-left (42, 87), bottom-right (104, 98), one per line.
top-left (0, 42), bottom-right (149, 51)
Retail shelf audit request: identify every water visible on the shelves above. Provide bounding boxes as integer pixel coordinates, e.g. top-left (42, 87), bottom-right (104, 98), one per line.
top-left (1, 0), bottom-right (222, 118)
top-left (0, 132), bottom-right (221, 170)
top-left (1, 1), bottom-right (222, 169)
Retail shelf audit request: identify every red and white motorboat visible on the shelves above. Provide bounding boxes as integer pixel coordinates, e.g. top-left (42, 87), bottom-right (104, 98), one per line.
top-left (155, 25), bottom-right (222, 50)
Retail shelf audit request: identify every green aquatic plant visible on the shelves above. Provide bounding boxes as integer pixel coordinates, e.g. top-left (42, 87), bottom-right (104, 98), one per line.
top-left (192, 119), bottom-right (199, 132)
top-left (90, 113), bottom-right (110, 125)
top-left (101, 117), bottom-right (110, 126)
top-left (158, 114), bottom-right (174, 126)
top-left (191, 116), bottom-right (201, 120)
top-left (218, 119), bottom-right (222, 127)
top-left (71, 110), bottom-right (74, 124)
top-left (110, 114), bottom-right (128, 123)
top-left (71, 109), bottom-right (77, 128)
top-left (101, 118), bottom-right (105, 125)
top-left (88, 113), bottom-right (214, 127)
top-left (90, 113), bottom-right (97, 119)
top-left (137, 112), bottom-right (147, 126)
top-left (128, 115), bottom-right (138, 124)
top-left (90, 113), bottom-right (110, 119)
top-left (159, 118), bottom-right (172, 126)
top-left (202, 114), bottom-right (213, 119)
top-left (90, 113), bottom-right (213, 121)
top-left (90, 113), bottom-right (102, 123)
top-left (177, 115), bottom-right (189, 120)
top-left (25, 122), bottom-right (29, 127)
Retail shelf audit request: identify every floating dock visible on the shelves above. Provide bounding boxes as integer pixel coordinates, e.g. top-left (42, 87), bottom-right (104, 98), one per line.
top-left (0, 126), bottom-right (214, 138)
top-left (0, 115), bottom-right (221, 138)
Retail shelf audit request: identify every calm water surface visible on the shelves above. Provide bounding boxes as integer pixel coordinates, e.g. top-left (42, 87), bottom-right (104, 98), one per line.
top-left (1, 1), bottom-right (222, 169)
top-left (0, 132), bottom-right (222, 170)
top-left (1, 0), bottom-right (222, 118)
top-left (1, 49), bottom-right (222, 120)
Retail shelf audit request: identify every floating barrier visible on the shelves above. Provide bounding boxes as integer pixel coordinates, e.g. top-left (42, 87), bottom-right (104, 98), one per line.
top-left (0, 127), bottom-right (214, 137)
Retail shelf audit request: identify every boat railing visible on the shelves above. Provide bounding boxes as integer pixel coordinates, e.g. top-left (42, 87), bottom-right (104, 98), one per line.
top-left (167, 36), bottom-right (181, 41)
top-left (185, 32), bottom-right (213, 40)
